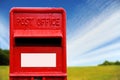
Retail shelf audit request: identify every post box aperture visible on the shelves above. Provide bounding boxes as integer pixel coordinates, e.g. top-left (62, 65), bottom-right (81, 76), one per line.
top-left (10, 8), bottom-right (66, 80)
top-left (15, 37), bottom-right (62, 46)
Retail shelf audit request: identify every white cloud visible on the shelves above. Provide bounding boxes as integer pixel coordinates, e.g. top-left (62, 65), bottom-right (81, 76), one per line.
top-left (72, 41), bottom-right (120, 65)
top-left (0, 18), bottom-right (9, 49)
top-left (67, 7), bottom-right (120, 66)
top-left (73, 48), bottom-right (120, 66)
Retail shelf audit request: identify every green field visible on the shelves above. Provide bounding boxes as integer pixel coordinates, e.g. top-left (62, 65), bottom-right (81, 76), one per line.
top-left (0, 66), bottom-right (120, 80)
top-left (0, 66), bottom-right (9, 80)
top-left (68, 66), bottom-right (120, 80)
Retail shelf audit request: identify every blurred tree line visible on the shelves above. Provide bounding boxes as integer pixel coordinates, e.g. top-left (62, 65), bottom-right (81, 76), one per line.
top-left (99, 60), bottom-right (120, 66)
top-left (0, 48), bottom-right (9, 65)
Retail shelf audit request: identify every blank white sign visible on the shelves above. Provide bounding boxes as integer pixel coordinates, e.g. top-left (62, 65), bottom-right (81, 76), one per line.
top-left (21, 53), bottom-right (56, 67)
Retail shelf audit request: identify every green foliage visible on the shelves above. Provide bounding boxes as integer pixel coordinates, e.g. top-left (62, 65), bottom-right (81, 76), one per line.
top-left (0, 48), bottom-right (9, 65)
top-left (115, 60), bottom-right (120, 65)
top-left (99, 60), bottom-right (120, 66)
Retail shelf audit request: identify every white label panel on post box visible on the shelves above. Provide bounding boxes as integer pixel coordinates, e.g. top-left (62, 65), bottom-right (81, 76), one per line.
top-left (21, 53), bottom-right (56, 67)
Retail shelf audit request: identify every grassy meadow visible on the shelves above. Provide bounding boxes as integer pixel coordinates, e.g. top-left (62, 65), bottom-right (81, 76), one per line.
top-left (0, 66), bottom-right (120, 80)
top-left (68, 66), bottom-right (120, 80)
top-left (0, 66), bottom-right (9, 80)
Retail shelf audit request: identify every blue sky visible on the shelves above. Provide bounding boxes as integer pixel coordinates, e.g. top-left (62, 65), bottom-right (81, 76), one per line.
top-left (0, 0), bottom-right (120, 66)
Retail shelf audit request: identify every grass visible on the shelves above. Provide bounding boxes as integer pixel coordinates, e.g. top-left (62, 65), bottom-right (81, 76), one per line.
top-left (0, 66), bottom-right (9, 80)
top-left (0, 66), bottom-right (120, 80)
top-left (68, 65), bottom-right (120, 80)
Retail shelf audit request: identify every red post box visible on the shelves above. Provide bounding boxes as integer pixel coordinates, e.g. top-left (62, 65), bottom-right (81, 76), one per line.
top-left (10, 7), bottom-right (66, 80)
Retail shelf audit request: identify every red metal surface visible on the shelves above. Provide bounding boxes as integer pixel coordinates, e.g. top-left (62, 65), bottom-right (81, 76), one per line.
top-left (10, 7), bottom-right (67, 80)
top-left (10, 7), bottom-right (66, 80)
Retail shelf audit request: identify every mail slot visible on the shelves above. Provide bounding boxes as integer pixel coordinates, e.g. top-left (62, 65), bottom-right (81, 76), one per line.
top-left (10, 7), bottom-right (67, 80)
top-left (15, 37), bottom-right (61, 46)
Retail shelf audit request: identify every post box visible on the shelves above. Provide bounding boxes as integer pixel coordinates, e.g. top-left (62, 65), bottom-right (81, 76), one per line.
top-left (10, 7), bottom-right (67, 80)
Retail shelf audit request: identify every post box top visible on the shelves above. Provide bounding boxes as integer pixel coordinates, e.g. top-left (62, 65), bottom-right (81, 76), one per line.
top-left (10, 7), bottom-right (66, 37)
top-left (10, 7), bottom-right (66, 13)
